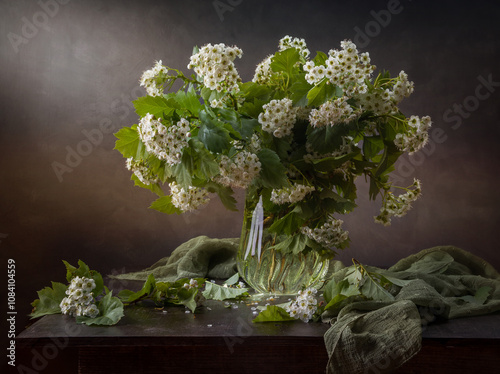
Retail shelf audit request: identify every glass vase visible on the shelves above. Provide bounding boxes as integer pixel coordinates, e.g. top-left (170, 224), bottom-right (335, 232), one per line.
top-left (236, 193), bottom-right (330, 295)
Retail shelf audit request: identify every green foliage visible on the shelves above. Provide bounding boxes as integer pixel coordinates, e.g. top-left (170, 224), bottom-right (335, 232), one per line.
top-left (459, 286), bottom-right (492, 305)
top-left (252, 305), bottom-right (296, 323)
top-left (306, 79), bottom-right (342, 107)
top-left (76, 292), bottom-right (124, 326)
top-left (114, 126), bottom-right (142, 159)
top-left (270, 48), bottom-right (301, 76)
top-left (204, 182), bottom-right (238, 211)
top-left (202, 281), bottom-right (249, 301)
top-left (133, 96), bottom-right (176, 118)
top-left (63, 260), bottom-right (104, 297)
top-left (118, 274), bottom-right (157, 303)
top-left (29, 282), bottom-right (68, 319)
top-left (256, 148), bottom-right (288, 189)
top-left (149, 195), bottom-right (183, 214)
top-left (198, 107), bottom-right (232, 153)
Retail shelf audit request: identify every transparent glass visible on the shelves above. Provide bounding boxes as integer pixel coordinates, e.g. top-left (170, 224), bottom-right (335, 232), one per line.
top-left (236, 194), bottom-right (330, 295)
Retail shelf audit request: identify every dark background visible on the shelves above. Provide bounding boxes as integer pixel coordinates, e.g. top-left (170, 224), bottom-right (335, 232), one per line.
top-left (1, 0), bottom-right (499, 371)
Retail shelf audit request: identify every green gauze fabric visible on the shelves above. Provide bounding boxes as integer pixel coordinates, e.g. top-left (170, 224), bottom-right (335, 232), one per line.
top-left (323, 245), bottom-right (500, 374)
top-left (324, 300), bottom-right (422, 374)
top-left (110, 236), bottom-right (239, 282)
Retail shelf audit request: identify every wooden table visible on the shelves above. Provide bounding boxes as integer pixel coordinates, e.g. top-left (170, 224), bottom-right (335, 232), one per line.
top-left (16, 296), bottom-right (500, 374)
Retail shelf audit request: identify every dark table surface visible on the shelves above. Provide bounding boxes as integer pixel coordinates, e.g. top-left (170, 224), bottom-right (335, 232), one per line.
top-left (16, 286), bottom-right (500, 374)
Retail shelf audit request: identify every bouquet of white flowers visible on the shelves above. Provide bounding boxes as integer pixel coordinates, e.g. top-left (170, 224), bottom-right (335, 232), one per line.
top-left (115, 36), bottom-right (430, 265)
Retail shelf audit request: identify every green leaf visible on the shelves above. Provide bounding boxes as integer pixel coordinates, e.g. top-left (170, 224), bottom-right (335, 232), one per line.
top-left (239, 98), bottom-right (267, 119)
top-left (290, 74), bottom-right (311, 106)
top-left (359, 274), bottom-right (395, 302)
top-left (149, 195), bottom-right (183, 214)
top-left (173, 85), bottom-right (202, 114)
top-left (270, 48), bottom-right (300, 75)
top-left (319, 189), bottom-right (357, 213)
top-left (239, 82), bottom-right (272, 101)
top-left (198, 108), bottom-right (231, 153)
top-left (114, 126), bottom-right (142, 159)
top-left (76, 292), bottom-right (124, 326)
top-left (172, 151), bottom-right (194, 189)
top-left (252, 305), bottom-right (295, 323)
top-left (62, 260), bottom-right (104, 297)
top-left (257, 148), bottom-right (288, 189)
top-left (311, 151), bottom-right (360, 172)
top-left (205, 182), bottom-right (238, 211)
top-left (202, 281), bottom-right (249, 301)
top-left (224, 272), bottom-right (240, 286)
top-left (313, 51), bottom-right (328, 66)
top-left (306, 80), bottom-right (341, 107)
top-left (363, 136), bottom-right (384, 160)
top-left (175, 288), bottom-right (199, 313)
top-left (29, 282), bottom-right (67, 319)
top-left (374, 143), bottom-right (402, 177)
top-left (131, 173), bottom-right (164, 196)
top-left (268, 206), bottom-right (303, 236)
top-left (133, 96), bottom-right (176, 118)
top-left (405, 252), bottom-right (454, 274)
top-left (306, 123), bottom-right (352, 154)
top-left (458, 286), bottom-right (492, 305)
top-left (118, 274), bottom-right (157, 303)
top-left (272, 233), bottom-right (308, 255)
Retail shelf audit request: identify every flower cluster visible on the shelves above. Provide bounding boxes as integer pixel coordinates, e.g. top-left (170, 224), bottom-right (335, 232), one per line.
top-left (357, 71), bottom-right (414, 115)
top-left (183, 279), bottom-right (199, 290)
top-left (270, 184), bottom-right (315, 205)
top-left (139, 60), bottom-right (168, 97)
top-left (301, 216), bottom-right (349, 248)
top-left (309, 97), bottom-right (360, 127)
top-left (138, 114), bottom-right (191, 166)
top-left (188, 43), bottom-right (242, 93)
top-left (258, 98), bottom-right (297, 138)
top-left (169, 182), bottom-right (210, 212)
top-left (394, 115), bottom-right (432, 154)
top-left (252, 55), bottom-right (273, 85)
top-left (279, 35), bottom-right (310, 58)
top-left (304, 40), bottom-right (375, 97)
top-left (375, 179), bottom-right (422, 226)
top-left (216, 151), bottom-right (261, 189)
top-left (126, 158), bottom-right (158, 185)
top-left (285, 288), bottom-right (318, 322)
top-left (59, 276), bottom-right (99, 318)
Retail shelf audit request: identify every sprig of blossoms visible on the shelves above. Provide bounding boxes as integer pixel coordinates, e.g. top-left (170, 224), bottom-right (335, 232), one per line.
top-left (357, 71), bottom-right (414, 115)
top-left (252, 35), bottom-right (309, 84)
top-left (188, 43), bottom-right (242, 92)
top-left (374, 179), bottom-right (422, 226)
top-left (252, 55), bottom-right (273, 84)
top-left (304, 39), bottom-right (375, 97)
top-left (301, 216), bottom-right (349, 248)
top-left (394, 116), bottom-right (432, 154)
top-left (279, 35), bottom-right (310, 58)
top-left (183, 279), bottom-right (199, 290)
top-left (285, 288), bottom-right (318, 322)
top-left (216, 151), bottom-right (261, 189)
top-left (258, 98), bottom-right (298, 138)
top-left (139, 60), bottom-right (169, 97)
top-left (59, 276), bottom-right (99, 318)
top-left (309, 97), bottom-right (361, 127)
top-left (126, 158), bottom-right (159, 185)
top-left (271, 184), bottom-right (315, 205)
top-left (169, 182), bottom-right (210, 212)
top-left (137, 114), bottom-right (191, 166)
